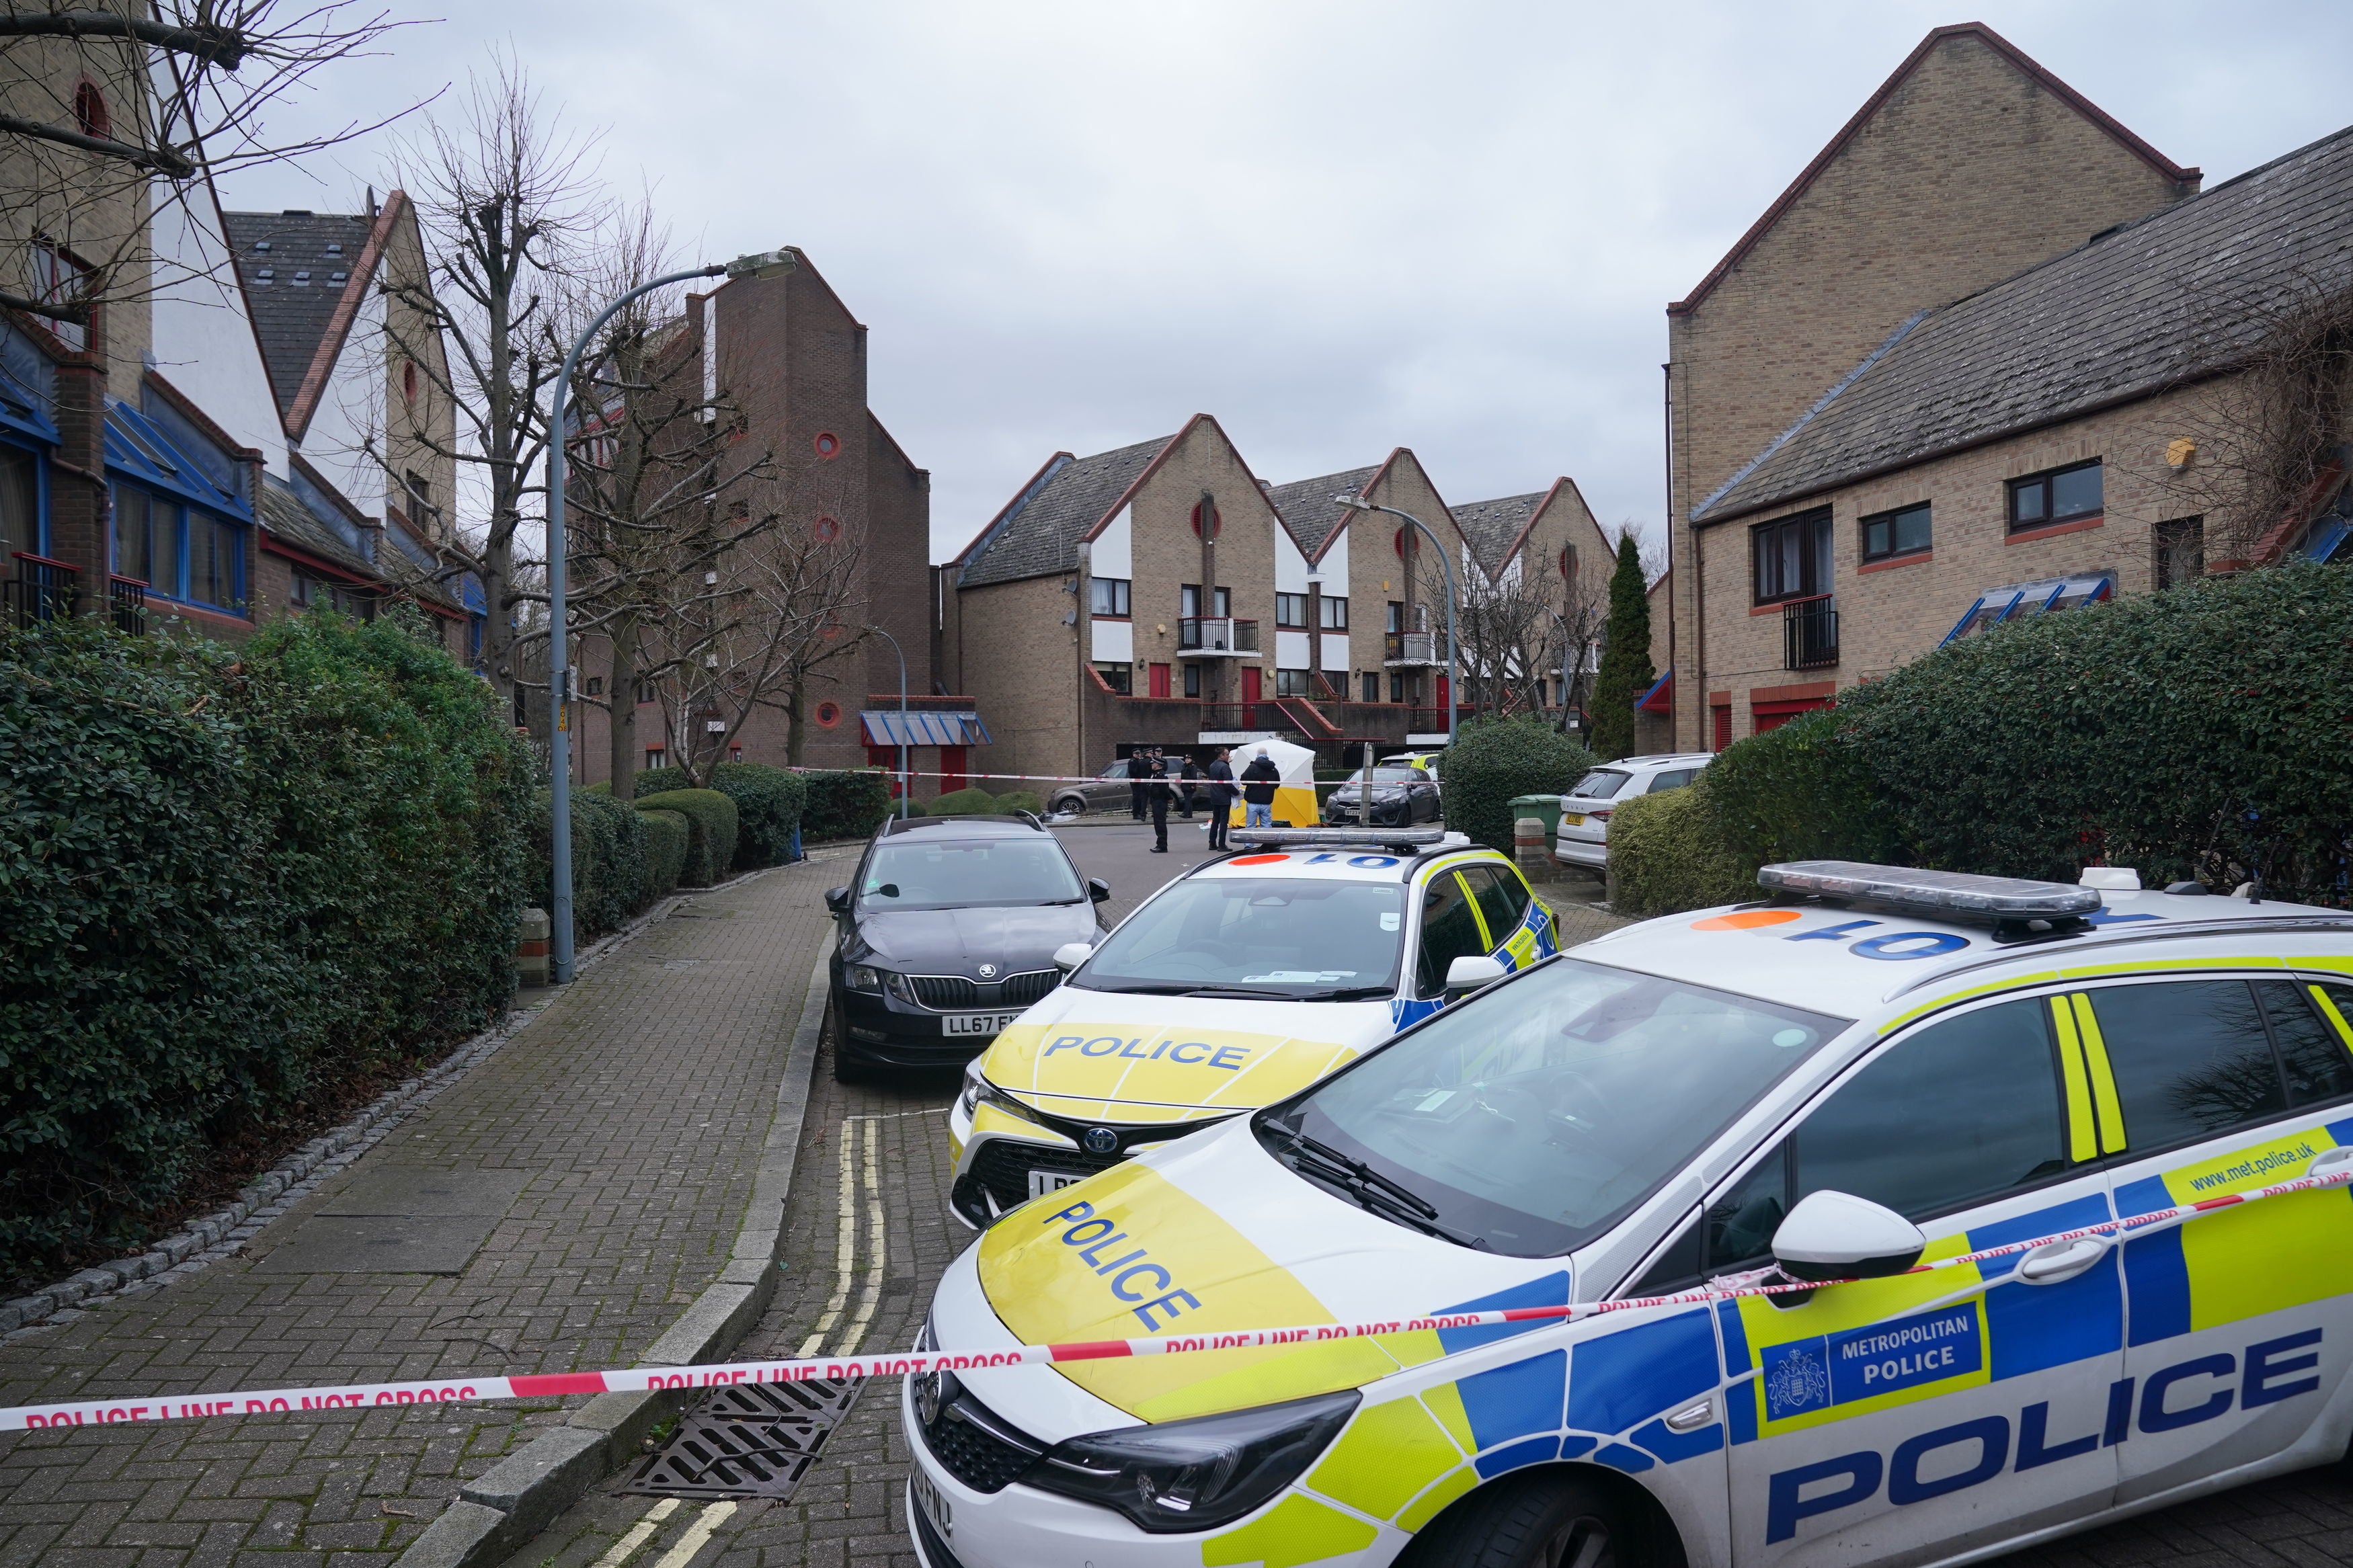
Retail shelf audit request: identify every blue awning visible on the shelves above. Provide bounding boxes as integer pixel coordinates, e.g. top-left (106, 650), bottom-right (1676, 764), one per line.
top-left (861, 709), bottom-right (992, 747)
top-left (103, 401), bottom-right (251, 521)
top-left (1635, 668), bottom-right (1673, 714)
top-left (1940, 572), bottom-right (2112, 647)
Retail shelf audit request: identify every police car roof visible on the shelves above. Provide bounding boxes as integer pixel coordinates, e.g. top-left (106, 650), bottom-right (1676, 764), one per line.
top-left (1574, 884), bottom-right (2353, 1023)
top-left (1189, 836), bottom-right (1492, 884)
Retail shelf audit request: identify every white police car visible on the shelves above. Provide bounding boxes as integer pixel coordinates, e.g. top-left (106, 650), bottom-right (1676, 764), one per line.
top-left (905, 862), bottom-right (2353, 1567)
top-left (945, 829), bottom-right (1557, 1229)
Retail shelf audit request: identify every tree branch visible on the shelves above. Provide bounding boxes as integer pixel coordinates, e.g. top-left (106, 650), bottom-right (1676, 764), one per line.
top-left (0, 112), bottom-right (197, 177)
top-left (0, 10), bottom-right (248, 66)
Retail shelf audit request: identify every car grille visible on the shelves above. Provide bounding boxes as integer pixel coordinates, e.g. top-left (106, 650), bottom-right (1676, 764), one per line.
top-left (967, 1140), bottom-right (1121, 1214)
top-left (904, 970), bottom-right (1060, 1012)
top-left (916, 1374), bottom-right (1044, 1494)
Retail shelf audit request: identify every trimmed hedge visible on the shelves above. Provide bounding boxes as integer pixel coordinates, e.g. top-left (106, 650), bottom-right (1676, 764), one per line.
top-left (994, 789), bottom-right (1043, 817)
top-left (802, 770), bottom-right (893, 840)
top-left (928, 786), bottom-right (998, 817)
top-left (1606, 778), bottom-right (1755, 919)
top-left (639, 809), bottom-right (689, 903)
top-left (1701, 706), bottom-right (1901, 872)
top-left (640, 763), bottom-right (808, 868)
top-left (634, 788), bottom-right (739, 885)
top-left (1441, 716), bottom-right (1598, 854)
top-left (0, 610), bottom-right (532, 1280)
top-left (535, 788), bottom-right (647, 941)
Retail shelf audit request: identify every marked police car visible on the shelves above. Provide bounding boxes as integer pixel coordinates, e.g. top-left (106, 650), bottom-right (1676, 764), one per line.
top-left (944, 828), bottom-right (1558, 1229)
top-left (906, 861), bottom-right (2353, 1568)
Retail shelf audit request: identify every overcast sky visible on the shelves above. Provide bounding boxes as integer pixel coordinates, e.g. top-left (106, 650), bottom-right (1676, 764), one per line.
top-left (222, 1), bottom-right (2353, 563)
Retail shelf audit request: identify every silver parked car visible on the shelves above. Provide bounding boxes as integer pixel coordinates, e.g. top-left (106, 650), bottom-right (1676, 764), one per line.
top-left (1552, 751), bottom-right (1712, 873)
top-left (1047, 758), bottom-right (1146, 816)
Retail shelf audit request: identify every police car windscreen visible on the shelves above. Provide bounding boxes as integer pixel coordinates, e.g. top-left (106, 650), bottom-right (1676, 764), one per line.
top-left (1075, 878), bottom-right (1405, 1000)
top-left (1263, 958), bottom-right (1846, 1255)
top-left (859, 839), bottom-right (1084, 910)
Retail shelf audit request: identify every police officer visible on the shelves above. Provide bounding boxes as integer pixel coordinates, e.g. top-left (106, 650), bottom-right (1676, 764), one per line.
top-left (1204, 748), bottom-right (1235, 851)
top-left (1146, 747), bottom-right (1173, 852)
top-left (1125, 747), bottom-right (1150, 821)
top-left (1177, 753), bottom-right (1202, 819)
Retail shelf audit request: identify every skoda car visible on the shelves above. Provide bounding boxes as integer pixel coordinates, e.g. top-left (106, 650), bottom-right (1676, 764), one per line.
top-left (1322, 765), bottom-right (1442, 829)
top-left (944, 829), bottom-right (1556, 1227)
top-left (907, 862), bottom-right (2353, 1568)
top-left (1554, 753), bottom-right (1712, 876)
top-left (824, 815), bottom-right (1111, 1082)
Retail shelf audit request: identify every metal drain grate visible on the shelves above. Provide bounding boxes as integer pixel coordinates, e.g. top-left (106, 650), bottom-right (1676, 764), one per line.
top-left (620, 1379), bottom-right (863, 1501)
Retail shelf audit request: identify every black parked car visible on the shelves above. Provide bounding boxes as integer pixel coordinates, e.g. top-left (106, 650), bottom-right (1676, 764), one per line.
top-left (824, 815), bottom-right (1110, 1082)
top-left (1320, 764), bottom-right (1441, 827)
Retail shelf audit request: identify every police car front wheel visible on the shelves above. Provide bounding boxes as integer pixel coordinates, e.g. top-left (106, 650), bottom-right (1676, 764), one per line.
top-left (1398, 1470), bottom-right (1654, 1568)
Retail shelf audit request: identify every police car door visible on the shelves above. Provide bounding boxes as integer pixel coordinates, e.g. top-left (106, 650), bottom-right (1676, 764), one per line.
top-left (1726, 991), bottom-right (2124, 1565)
top-left (2070, 974), bottom-right (2353, 1505)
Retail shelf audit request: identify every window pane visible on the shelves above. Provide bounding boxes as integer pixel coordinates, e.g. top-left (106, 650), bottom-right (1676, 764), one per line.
top-left (1415, 872), bottom-right (1488, 997)
top-left (2258, 981), bottom-right (2353, 1106)
top-left (1807, 512), bottom-right (1833, 593)
top-left (0, 445), bottom-right (33, 558)
top-left (111, 485), bottom-right (145, 582)
top-left (1794, 997), bottom-right (2067, 1221)
top-left (2012, 479), bottom-right (2046, 525)
top-left (1777, 525), bottom-right (1800, 598)
top-left (2051, 464), bottom-right (2103, 519)
top-left (2089, 980), bottom-right (2284, 1149)
top-left (1755, 526), bottom-right (1777, 600)
top-left (1633, 1218), bottom-right (1704, 1296)
top-left (1321, 595), bottom-right (1348, 629)
top-left (153, 501), bottom-right (181, 595)
top-left (1570, 769), bottom-right (1631, 799)
top-left (1647, 769), bottom-right (1695, 792)
top-left (1463, 866), bottom-right (1521, 946)
top-left (1708, 1143), bottom-right (1789, 1272)
top-left (1092, 661), bottom-right (1130, 695)
top-left (1895, 504), bottom-right (1932, 553)
top-left (1181, 585), bottom-right (1200, 617)
top-left (1864, 517), bottom-right (1890, 559)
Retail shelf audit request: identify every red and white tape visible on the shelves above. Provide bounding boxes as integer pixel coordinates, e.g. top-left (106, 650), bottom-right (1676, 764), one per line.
top-left (7, 1163), bottom-right (2342, 1432)
top-left (789, 765), bottom-right (1239, 788)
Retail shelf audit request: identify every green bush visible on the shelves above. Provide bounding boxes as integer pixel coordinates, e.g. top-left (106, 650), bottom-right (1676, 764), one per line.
top-left (633, 788), bottom-right (739, 885)
top-left (707, 762), bottom-right (807, 867)
top-left (1606, 777), bottom-right (1758, 919)
top-left (802, 770), bottom-right (893, 841)
top-left (638, 809), bottom-right (689, 902)
top-left (534, 787), bottom-right (647, 941)
top-left (631, 764), bottom-right (684, 797)
top-left (1440, 716), bottom-right (1598, 854)
top-left (0, 610), bottom-right (532, 1280)
top-left (929, 786), bottom-right (998, 817)
top-left (994, 789), bottom-right (1043, 817)
top-left (1702, 706), bottom-right (1900, 872)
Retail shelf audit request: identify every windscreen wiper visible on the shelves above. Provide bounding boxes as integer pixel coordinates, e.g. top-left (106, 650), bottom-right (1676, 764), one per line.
top-left (1278, 1129), bottom-right (1439, 1217)
top-left (1307, 985), bottom-right (1395, 1002)
top-left (1275, 1142), bottom-right (1489, 1248)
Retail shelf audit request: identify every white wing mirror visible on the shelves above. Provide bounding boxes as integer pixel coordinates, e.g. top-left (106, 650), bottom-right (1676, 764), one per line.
top-left (1444, 954), bottom-right (1507, 999)
top-left (1770, 1190), bottom-right (1926, 1284)
top-left (1053, 942), bottom-right (1094, 973)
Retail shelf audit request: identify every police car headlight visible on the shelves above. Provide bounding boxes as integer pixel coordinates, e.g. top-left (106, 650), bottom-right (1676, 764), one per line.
top-left (955, 1061), bottom-right (987, 1120)
top-left (1023, 1389), bottom-right (1359, 1532)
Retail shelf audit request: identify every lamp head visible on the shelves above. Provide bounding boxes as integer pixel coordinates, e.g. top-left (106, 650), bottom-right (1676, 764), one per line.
top-left (1332, 494), bottom-right (1375, 511)
top-left (725, 249), bottom-right (798, 280)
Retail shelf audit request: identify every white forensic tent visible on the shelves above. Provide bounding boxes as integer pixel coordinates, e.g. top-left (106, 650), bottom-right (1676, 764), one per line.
top-left (1226, 737), bottom-right (1319, 828)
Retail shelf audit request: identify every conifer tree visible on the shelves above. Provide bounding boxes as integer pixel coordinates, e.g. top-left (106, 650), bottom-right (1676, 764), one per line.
top-left (1589, 530), bottom-right (1654, 760)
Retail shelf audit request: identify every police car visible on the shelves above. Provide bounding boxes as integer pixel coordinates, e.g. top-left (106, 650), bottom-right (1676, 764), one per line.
top-left (943, 829), bottom-right (1558, 1229)
top-left (906, 861), bottom-right (2353, 1568)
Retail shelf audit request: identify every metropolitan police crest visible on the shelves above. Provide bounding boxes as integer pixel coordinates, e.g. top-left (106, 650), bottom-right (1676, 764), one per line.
top-left (1763, 1340), bottom-right (1832, 1421)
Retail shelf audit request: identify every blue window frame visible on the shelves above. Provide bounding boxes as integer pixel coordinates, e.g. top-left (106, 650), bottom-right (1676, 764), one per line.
top-left (102, 401), bottom-right (251, 615)
top-left (0, 436), bottom-right (48, 563)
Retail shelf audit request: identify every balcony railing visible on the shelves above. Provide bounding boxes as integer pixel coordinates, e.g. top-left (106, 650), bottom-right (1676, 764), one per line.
top-left (1782, 593), bottom-right (1839, 670)
top-left (5, 552), bottom-right (79, 628)
top-left (1383, 630), bottom-right (1450, 666)
top-left (109, 575), bottom-right (147, 635)
top-left (1177, 616), bottom-right (1259, 655)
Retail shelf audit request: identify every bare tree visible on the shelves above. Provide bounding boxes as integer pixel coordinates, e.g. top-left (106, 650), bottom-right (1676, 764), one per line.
top-left (561, 207), bottom-right (781, 798)
top-left (376, 54), bottom-right (604, 710)
top-left (0, 1), bottom-right (413, 327)
top-left (1423, 547), bottom-right (1607, 727)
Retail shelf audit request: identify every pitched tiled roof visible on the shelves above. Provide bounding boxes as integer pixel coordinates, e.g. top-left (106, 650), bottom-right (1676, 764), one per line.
top-left (1694, 123), bottom-right (2353, 524)
top-left (1264, 466), bottom-right (1379, 559)
top-left (1451, 492), bottom-right (1546, 579)
top-left (221, 210), bottom-right (373, 421)
top-left (260, 474), bottom-right (461, 611)
top-left (958, 435), bottom-right (1172, 587)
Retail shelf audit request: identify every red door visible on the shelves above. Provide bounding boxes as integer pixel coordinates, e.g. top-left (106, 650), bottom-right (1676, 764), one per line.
top-left (939, 745), bottom-right (967, 792)
top-left (1240, 666), bottom-right (1261, 702)
top-left (1149, 663), bottom-right (1172, 699)
top-left (1436, 674), bottom-right (1451, 711)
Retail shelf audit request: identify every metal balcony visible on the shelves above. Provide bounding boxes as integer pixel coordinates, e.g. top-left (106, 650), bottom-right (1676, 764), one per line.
top-left (1177, 616), bottom-right (1259, 657)
top-left (5, 552), bottom-right (79, 628)
top-left (1383, 630), bottom-right (1449, 667)
top-left (1782, 593), bottom-right (1839, 670)
top-left (109, 576), bottom-right (147, 634)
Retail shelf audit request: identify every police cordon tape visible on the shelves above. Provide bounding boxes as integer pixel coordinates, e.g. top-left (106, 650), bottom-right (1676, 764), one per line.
top-left (8, 1161), bottom-right (2346, 1432)
top-left (785, 764), bottom-right (1256, 787)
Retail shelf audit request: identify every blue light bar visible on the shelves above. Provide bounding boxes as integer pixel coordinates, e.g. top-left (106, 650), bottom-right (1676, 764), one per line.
top-left (1758, 860), bottom-right (2102, 918)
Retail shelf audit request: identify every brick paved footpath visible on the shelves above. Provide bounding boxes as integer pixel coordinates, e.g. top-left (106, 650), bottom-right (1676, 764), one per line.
top-left (0, 852), bottom-right (850, 1567)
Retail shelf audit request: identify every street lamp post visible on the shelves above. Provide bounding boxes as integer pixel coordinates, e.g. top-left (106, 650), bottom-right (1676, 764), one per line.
top-left (1333, 495), bottom-right (1459, 749)
top-left (869, 622), bottom-right (910, 820)
top-left (545, 248), bottom-right (795, 985)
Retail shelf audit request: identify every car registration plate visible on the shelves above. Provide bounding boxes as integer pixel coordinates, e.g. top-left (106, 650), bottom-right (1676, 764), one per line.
top-left (911, 1468), bottom-right (951, 1539)
top-left (941, 1011), bottom-right (1022, 1038)
top-left (1560, 812), bottom-right (1585, 826)
top-left (1027, 1168), bottom-right (1086, 1200)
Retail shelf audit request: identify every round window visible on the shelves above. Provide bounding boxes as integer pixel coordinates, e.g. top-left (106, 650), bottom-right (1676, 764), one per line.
top-left (1191, 500), bottom-right (1220, 539)
top-left (812, 515), bottom-right (841, 543)
top-left (813, 700), bottom-right (842, 728)
top-left (813, 431), bottom-right (841, 459)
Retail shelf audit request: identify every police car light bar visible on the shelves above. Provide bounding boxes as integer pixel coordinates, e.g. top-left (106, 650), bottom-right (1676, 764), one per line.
top-left (1232, 827), bottom-right (1460, 853)
top-left (1757, 860), bottom-right (2103, 919)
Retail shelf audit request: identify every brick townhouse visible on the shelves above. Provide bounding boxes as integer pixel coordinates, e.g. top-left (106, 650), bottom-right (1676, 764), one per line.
top-left (3, 84), bottom-right (471, 658)
top-left (941, 415), bottom-right (1609, 784)
top-left (1682, 120), bottom-right (2353, 745)
top-left (563, 249), bottom-right (950, 793)
top-left (1661, 22), bottom-right (2209, 748)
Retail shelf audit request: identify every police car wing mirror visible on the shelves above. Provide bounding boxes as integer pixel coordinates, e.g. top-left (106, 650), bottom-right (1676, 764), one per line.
top-left (1769, 1190), bottom-right (1926, 1285)
top-left (1087, 878), bottom-right (1112, 904)
top-left (824, 886), bottom-right (851, 914)
top-left (1443, 954), bottom-right (1508, 1000)
top-left (1053, 942), bottom-right (1094, 973)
